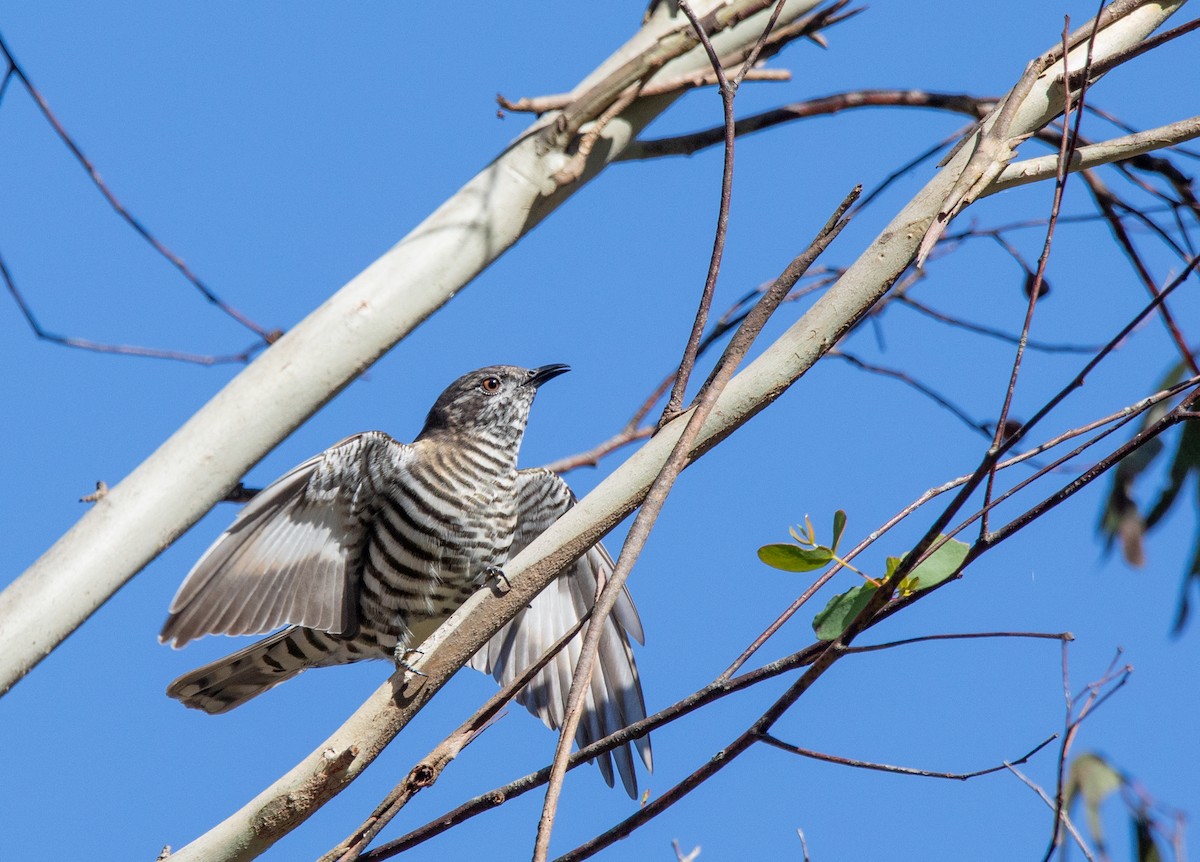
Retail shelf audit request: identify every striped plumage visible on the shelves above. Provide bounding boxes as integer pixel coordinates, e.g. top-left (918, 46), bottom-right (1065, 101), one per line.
top-left (161, 365), bottom-right (651, 795)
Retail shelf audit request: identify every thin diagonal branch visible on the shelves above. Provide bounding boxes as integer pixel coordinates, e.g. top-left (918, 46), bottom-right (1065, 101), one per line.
top-left (0, 247), bottom-right (266, 366)
top-left (0, 30), bottom-right (278, 342)
top-left (981, 13), bottom-right (1096, 536)
top-left (366, 630), bottom-right (1069, 859)
top-left (322, 612), bottom-right (592, 862)
top-left (533, 41), bottom-right (857, 845)
top-left (658, 0), bottom-right (746, 424)
top-left (756, 731), bottom-right (1059, 781)
top-left (623, 89), bottom-right (993, 161)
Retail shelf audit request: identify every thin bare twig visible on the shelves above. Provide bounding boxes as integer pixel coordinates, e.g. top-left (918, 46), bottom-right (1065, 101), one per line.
top-left (1008, 763), bottom-right (1096, 861)
top-left (895, 295), bottom-right (1101, 354)
top-left (844, 630), bottom-right (1073, 654)
top-left (0, 31), bottom-right (278, 343)
top-left (0, 247), bottom-right (267, 366)
top-left (981, 14), bottom-right (1095, 536)
top-left (1081, 170), bottom-right (1200, 375)
top-left (756, 730), bottom-right (1058, 781)
top-left (658, 0), bottom-right (746, 424)
top-left (623, 90), bottom-right (993, 161)
top-left (322, 612), bottom-right (593, 862)
top-left (536, 166), bottom-right (857, 862)
top-left (1038, 647), bottom-right (1134, 862)
top-left (830, 349), bottom-right (996, 439)
top-left (655, 2), bottom-right (858, 423)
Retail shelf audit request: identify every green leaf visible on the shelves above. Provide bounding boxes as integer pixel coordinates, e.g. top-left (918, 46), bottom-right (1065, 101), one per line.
top-left (1145, 417), bottom-right (1200, 529)
top-left (1171, 505), bottom-right (1200, 634)
top-left (831, 510), bottom-right (847, 553)
top-left (1098, 359), bottom-right (1187, 556)
top-left (1066, 753), bottom-right (1123, 850)
top-left (898, 537), bottom-right (969, 595)
top-left (758, 544), bottom-right (834, 573)
top-left (812, 583), bottom-right (878, 640)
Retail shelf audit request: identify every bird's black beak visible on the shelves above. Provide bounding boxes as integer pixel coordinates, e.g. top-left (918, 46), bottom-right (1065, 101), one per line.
top-left (526, 364), bottom-right (571, 388)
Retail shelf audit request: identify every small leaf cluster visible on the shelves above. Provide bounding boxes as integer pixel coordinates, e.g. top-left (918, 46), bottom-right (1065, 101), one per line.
top-left (758, 511), bottom-right (968, 640)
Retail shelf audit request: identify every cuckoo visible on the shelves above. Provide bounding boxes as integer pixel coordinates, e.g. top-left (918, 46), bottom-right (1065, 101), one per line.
top-left (161, 364), bottom-right (651, 795)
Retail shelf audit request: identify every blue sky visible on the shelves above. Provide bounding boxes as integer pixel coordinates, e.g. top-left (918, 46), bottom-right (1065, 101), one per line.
top-left (1, 3), bottom-right (1197, 860)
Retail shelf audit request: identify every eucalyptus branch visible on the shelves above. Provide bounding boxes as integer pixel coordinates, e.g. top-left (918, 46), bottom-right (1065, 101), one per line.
top-left (533, 170), bottom-right (858, 859)
top-left (366, 630), bottom-right (1070, 859)
top-left (987, 114), bottom-right (1200, 194)
top-left (719, 366), bottom-right (1199, 683)
top-left (73, 6), bottom-right (1184, 859)
top-left (321, 613), bottom-right (592, 862)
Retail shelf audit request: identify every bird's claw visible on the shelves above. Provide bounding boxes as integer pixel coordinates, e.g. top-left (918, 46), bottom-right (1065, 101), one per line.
top-left (476, 564), bottom-right (512, 595)
top-left (393, 646), bottom-right (427, 677)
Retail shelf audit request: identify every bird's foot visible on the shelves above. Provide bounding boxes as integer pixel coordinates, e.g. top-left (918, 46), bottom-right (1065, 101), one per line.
top-left (475, 564), bottom-right (512, 595)
top-left (393, 646), bottom-right (427, 677)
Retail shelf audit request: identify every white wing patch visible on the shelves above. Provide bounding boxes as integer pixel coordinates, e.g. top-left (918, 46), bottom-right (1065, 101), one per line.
top-left (160, 432), bottom-right (408, 648)
top-left (468, 467), bottom-right (651, 796)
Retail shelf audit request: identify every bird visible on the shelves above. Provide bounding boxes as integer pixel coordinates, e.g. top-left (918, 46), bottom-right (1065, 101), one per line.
top-left (160, 364), bottom-right (651, 796)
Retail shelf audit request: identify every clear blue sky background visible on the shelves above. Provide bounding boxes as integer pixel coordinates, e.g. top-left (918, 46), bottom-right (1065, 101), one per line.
top-left (1, 3), bottom-right (1197, 860)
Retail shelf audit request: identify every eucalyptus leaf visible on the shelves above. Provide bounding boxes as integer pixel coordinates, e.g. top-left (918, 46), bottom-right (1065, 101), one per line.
top-left (831, 510), bottom-right (847, 552)
top-left (812, 583), bottom-right (878, 640)
top-left (758, 544), bottom-right (834, 573)
top-left (899, 537), bottom-right (969, 594)
top-left (1066, 752), bottom-right (1123, 849)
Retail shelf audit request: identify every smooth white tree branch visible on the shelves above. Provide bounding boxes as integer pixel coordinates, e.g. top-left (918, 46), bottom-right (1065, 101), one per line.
top-left (0, 0), bottom-right (825, 695)
top-left (988, 113), bottom-right (1200, 194)
top-left (164, 2), bottom-right (1188, 859)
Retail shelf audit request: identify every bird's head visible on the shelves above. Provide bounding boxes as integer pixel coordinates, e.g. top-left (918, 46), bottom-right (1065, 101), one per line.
top-left (418, 364), bottom-right (570, 445)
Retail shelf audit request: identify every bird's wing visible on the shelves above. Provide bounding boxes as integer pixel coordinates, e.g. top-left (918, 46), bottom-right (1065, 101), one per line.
top-left (160, 432), bottom-right (409, 648)
top-left (468, 467), bottom-right (652, 797)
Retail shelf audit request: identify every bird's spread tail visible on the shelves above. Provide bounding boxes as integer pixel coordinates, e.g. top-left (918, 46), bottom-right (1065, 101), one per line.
top-left (166, 627), bottom-right (343, 714)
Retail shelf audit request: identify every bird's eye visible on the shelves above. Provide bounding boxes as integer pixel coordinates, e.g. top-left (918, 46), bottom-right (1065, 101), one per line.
top-left (480, 376), bottom-right (502, 394)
